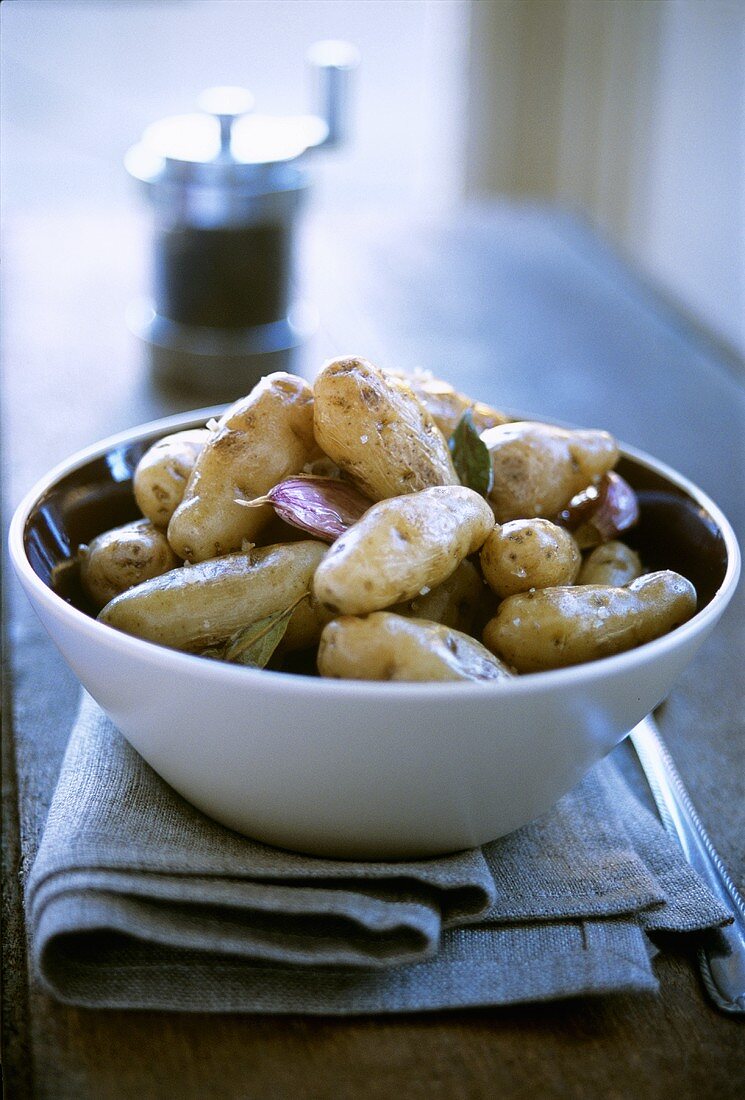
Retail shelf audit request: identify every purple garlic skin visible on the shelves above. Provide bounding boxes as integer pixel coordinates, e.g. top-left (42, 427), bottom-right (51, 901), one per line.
top-left (558, 472), bottom-right (640, 548)
top-left (266, 476), bottom-right (373, 542)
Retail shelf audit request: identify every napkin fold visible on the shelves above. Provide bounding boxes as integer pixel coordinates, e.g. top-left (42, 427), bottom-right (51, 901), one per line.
top-left (26, 692), bottom-right (731, 1013)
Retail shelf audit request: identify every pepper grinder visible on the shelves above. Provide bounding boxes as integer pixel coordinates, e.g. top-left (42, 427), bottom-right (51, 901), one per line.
top-left (125, 41), bottom-right (359, 398)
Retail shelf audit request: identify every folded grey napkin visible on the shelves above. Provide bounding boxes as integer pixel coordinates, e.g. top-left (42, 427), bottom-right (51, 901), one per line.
top-left (26, 692), bottom-right (731, 1013)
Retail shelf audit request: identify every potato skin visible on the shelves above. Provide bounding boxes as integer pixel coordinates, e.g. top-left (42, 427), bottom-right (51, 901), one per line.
top-left (98, 540), bottom-right (327, 653)
top-left (79, 519), bottom-right (180, 610)
top-left (480, 422), bottom-right (619, 522)
top-left (167, 373), bottom-right (317, 562)
top-left (480, 519), bottom-right (581, 598)
top-left (577, 541), bottom-right (642, 586)
top-left (384, 369), bottom-right (510, 438)
top-left (313, 356), bottom-right (459, 501)
top-left (396, 559), bottom-right (491, 634)
top-left (133, 429), bottom-right (211, 528)
top-left (318, 612), bottom-right (514, 682)
top-left (482, 570), bottom-right (697, 672)
top-left (312, 485), bottom-right (495, 616)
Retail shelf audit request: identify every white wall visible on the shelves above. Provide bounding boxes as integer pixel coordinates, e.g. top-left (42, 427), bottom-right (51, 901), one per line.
top-left (466, 0), bottom-right (745, 360)
top-left (634, 1), bottom-right (744, 358)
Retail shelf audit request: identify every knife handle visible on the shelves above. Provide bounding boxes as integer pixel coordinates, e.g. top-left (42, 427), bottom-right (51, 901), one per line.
top-left (629, 714), bottom-right (745, 1014)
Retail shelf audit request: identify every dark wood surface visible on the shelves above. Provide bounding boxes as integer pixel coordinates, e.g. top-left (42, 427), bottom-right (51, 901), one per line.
top-left (2, 203), bottom-right (744, 1099)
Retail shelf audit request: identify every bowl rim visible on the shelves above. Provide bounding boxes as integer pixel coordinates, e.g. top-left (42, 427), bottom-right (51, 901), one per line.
top-left (8, 405), bottom-right (741, 702)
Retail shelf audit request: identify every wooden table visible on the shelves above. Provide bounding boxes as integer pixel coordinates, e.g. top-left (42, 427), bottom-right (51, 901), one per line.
top-left (3, 202), bottom-right (744, 1098)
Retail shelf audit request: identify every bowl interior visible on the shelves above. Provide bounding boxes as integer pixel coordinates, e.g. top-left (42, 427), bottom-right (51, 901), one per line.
top-left (22, 423), bottom-right (731, 636)
top-left (25, 437), bottom-right (151, 618)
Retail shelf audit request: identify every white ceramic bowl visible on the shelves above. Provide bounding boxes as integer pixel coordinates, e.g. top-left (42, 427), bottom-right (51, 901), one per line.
top-left (9, 408), bottom-right (741, 858)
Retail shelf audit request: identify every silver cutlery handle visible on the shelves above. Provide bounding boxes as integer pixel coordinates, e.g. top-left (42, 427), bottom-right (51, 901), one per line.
top-left (629, 714), bottom-right (745, 1013)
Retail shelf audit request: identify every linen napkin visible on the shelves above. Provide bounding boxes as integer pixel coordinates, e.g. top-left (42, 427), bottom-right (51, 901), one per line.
top-left (26, 692), bottom-right (731, 1013)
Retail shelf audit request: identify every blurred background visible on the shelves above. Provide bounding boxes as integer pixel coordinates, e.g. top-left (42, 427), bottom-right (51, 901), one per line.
top-left (2, 0), bottom-right (743, 360)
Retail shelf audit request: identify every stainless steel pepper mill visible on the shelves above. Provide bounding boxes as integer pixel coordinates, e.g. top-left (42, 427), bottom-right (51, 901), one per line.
top-left (125, 41), bottom-right (359, 398)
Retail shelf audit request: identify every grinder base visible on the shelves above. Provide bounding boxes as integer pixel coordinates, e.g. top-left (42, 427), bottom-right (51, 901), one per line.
top-left (128, 298), bottom-right (318, 402)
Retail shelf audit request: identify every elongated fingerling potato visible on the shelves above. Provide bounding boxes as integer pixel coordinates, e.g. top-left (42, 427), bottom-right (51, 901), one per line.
top-left (133, 428), bottom-right (211, 527)
top-left (481, 421), bottom-right (619, 522)
top-left (480, 519), bottom-right (580, 598)
top-left (99, 540), bottom-right (327, 652)
top-left (168, 373), bottom-right (317, 562)
top-left (383, 369), bottom-right (511, 437)
top-left (313, 356), bottom-right (459, 500)
top-left (482, 570), bottom-right (696, 672)
top-left (577, 541), bottom-right (642, 586)
top-left (80, 519), bottom-right (181, 610)
top-left (318, 612), bottom-right (514, 682)
top-left (313, 485), bottom-right (495, 615)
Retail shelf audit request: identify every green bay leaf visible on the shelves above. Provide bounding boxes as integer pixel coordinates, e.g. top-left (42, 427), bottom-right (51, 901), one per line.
top-left (204, 591), bottom-right (309, 669)
top-left (448, 410), bottom-right (493, 496)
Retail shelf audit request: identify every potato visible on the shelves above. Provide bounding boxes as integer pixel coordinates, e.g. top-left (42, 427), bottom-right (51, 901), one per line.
top-left (279, 589), bottom-right (336, 654)
top-left (577, 541), bottom-right (642, 586)
top-left (313, 356), bottom-right (459, 501)
top-left (312, 485), bottom-right (495, 615)
top-left (383, 368), bottom-right (510, 437)
top-left (98, 541), bottom-right (328, 653)
top-left (133, 429), bottom-right (211, 528)
top-left (480, 519), bottom-right (581, 598)
top-left (396, 559), bottom-right (490, 634)
top-left (168, 373), bottom-right (317, 562)
top-left (79, 519), bottom-right (180, 610)
top-left (318, 612), bottom-right (514, 682)
top-left (482, 570), bottom-right (697, 672)
top-left (480, 422), bottom-right (619, 522)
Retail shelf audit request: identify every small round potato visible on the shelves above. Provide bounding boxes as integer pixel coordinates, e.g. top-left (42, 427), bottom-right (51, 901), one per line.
top-left (318, 612), bottom-right (514, 682)
top-left (312, 485), bottom-right (495, 616)
top-left (168, 373), bottom-right (317, 562)
top-left (577, 541), bottom-right (642, 586)
top-left (98, 540), bottom-right (328, 653)
top-left (482, 570), bottom-right (697, 672)
top-left (133, 428), bottom-right (211, 528)
top-left (79, 519), bottom-right (180, 610)
top-left (397, 559), bottom-right (490, 634)
top-left (480, 519), bottom-right (581, 598)
top-left (480, 421), bottom-right (619, 522)
top-left (313, 356), bottom-right (459, 501)
top-left (384, 369), bottom-right (510, 438)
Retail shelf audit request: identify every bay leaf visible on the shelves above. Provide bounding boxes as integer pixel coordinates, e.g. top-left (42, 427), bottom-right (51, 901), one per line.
top-left (202, 592), bottom-right (309, 669)
top-left (448, 410), bottom-right (493, 496)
